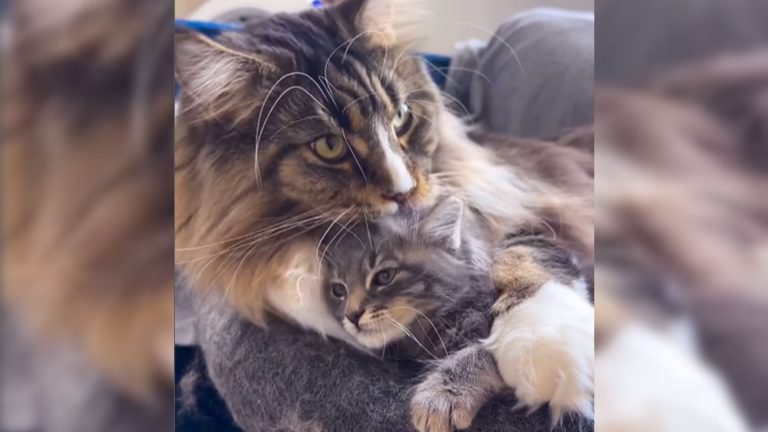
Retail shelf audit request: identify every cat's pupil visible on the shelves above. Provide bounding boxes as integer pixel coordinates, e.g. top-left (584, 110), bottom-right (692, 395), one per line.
top-left (330, 282), bottom-right (347, 299)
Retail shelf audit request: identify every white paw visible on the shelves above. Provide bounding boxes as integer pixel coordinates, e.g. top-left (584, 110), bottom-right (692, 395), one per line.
top-left (483, 280), bottom-right (594, 422)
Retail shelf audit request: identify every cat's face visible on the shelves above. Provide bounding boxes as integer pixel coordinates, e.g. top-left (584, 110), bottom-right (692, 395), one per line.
top-left (176, 0), bottom-right (441, 221)
top-left (322, 198), bottom-right (469, 349)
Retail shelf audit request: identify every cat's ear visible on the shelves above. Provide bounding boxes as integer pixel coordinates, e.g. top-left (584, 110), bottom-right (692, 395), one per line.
top-left (335, 0), bottom-right (425, 47)
top-left (175, 31), bottom-right (276, 122)
top-left (419, 197), bottom-right (463, 253)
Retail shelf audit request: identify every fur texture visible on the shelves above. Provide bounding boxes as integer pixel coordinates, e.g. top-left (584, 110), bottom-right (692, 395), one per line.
top-left (174, 0), bottom-right (595, 335)
top-left (484, 280), bottom-right (594, 423)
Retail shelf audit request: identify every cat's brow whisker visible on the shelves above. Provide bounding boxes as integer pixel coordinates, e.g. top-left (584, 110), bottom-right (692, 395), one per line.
top-left (439, 92), bottom-right (472, 117)
top-left (384, 40), bottom-right (420, 87)
top-left (446, 66), bottom-right (494, 86)
top-left (341, 92), bottom-right (376, 114)
top-left (454, 21), bottom-right (524, 74)
top-left (253, 71), bottom-right (330, 184)
top-left (341, 129), bottom-right (369, 185)
top-left (265, 114), bottom-right (325, 142)
top-left (255, 84), bottom-right (329, 181)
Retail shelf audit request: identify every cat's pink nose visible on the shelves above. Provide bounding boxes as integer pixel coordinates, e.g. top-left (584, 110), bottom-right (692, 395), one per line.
top-left (381, 187), bottom-right (415, 204)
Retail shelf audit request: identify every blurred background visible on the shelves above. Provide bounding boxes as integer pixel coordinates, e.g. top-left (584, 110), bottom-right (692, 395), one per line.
top-left (176, 0), bottom-right (593, 53)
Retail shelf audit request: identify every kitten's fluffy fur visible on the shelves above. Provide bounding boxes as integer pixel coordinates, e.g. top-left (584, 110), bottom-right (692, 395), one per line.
top-left (320, 197), bottom-right (495, 358)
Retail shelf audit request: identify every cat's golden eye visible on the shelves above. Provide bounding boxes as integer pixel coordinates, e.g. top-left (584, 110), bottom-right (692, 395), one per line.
top-left (310, 136), bottom-right (347, 163)
top-left (392, 102), bottom-right (412, 135)
top-left (330, 282), bottom-right (347, 299)
top-left (373, 268), bottom-right (398, 286)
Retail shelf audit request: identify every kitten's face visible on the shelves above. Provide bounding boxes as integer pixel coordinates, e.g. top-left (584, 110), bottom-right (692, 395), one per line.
top-left (176, 0), bottom-right (441, 220)
top-left (322, 199), bottom-right (468, 349)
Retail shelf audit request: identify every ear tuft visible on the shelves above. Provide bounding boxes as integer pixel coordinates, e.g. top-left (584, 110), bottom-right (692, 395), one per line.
top-left (419, 197), bottom-right (464, 253)
top-left (175, 31), bottom-right (275, 122)
top-left (335, 0), bottom-right (427, 47)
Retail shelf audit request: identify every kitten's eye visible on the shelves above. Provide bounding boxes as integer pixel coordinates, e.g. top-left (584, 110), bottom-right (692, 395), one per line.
top-left (330, 282), bottom-right (347, 299)
top-left (392, 102), bottom-right (412, 135)
top-left (373, 268), bottom-right (398, 286)
top-left (310, 136), bottom-right (347, 163)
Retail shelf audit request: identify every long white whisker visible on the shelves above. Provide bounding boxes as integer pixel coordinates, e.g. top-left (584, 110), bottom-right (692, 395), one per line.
top-left (341, 129), bottom-right (369, 185)
top-left (253, 72), bottom-right (329, 184)
top-left (455, 22), bottom-right (524, 74)
top-left (315, 207), bottom-right (354, 264)
top-left (386, 316), bottom-right (438, 360)
top-left (389, 306), bottom-right (449, 357)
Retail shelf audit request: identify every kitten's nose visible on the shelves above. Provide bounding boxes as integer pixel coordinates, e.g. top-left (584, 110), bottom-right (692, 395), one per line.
top-left (346, 309), bottom-right (364, 327)
top-left (381, 187), bottom-right (415, 205)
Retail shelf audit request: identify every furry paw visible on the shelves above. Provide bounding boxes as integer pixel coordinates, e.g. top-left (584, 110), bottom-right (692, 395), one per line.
top-left (410, 375), bottom-right (482, 432)
top-left (484, 280), bottom-right (595, 423)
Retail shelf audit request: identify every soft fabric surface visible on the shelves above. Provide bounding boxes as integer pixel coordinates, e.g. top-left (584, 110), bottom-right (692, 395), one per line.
top-left (445, 8), bottom-right (594, 140)
top-left (178, 294), bottom-right (592, 432)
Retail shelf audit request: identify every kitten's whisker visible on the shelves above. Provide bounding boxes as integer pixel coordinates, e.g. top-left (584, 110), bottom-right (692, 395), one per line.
top-left (386, 316), bottom-right (439, 360)
top-left (389, 306), bottom-right (449, 357)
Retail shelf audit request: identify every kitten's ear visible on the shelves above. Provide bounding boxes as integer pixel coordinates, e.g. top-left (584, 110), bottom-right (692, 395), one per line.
top-left (335, 0), bottom-right (425, 47)
top-left (419, 197), bottom-right (463, 253)
top-left (175, 31), bottom-right (276, 122)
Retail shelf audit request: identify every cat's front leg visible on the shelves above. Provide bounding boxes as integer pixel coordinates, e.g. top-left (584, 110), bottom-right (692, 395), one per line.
top-left (410, 344), bottom-right (505, 432)
top-left (488, 236), bottom-right (594, 423)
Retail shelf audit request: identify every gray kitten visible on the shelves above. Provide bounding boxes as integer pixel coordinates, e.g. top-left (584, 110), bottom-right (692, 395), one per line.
top-left (321, 197), bottom-right (495, 359)
top-left (320, 198), bottom-right (508, 431)
top-left (320, 197), bottom-right (588, 431)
